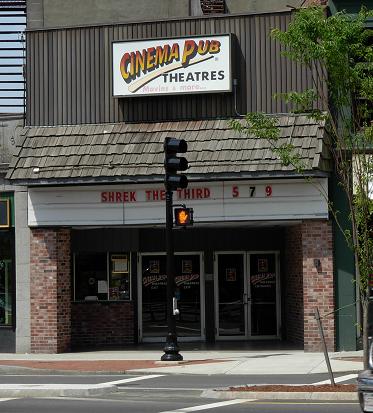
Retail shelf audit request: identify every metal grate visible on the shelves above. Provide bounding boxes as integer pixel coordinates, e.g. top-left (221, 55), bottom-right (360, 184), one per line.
top-left (200, 0), bottom-right (225, 14)
top-left (0, 0), bottom-right (26, 115)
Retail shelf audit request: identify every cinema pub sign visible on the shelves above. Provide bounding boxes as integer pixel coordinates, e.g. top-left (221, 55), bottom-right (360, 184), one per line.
top-left (112, 34), bottom-right (231, 97)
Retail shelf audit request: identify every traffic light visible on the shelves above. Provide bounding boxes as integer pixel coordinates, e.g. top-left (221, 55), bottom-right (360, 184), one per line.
top-left (164, 137), bottom-right (188, 191)
top-left (174, 207), bottom-right (194, 227)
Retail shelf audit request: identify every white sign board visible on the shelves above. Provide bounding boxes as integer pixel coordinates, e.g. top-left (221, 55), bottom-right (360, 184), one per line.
top-left (112, 34), bottom-right (231, 97)
top-left (28, 179), bottom-right (328, 227)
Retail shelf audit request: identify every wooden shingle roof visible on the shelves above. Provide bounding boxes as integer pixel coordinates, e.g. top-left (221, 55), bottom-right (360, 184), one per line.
top-left (7, 115), bottom-right (331, 184)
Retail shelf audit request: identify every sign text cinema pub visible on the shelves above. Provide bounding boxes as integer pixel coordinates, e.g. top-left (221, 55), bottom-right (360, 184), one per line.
top-left (112, 34), bottom-right (231, 97)
top-left (101, 185), bottom-right (273, 203)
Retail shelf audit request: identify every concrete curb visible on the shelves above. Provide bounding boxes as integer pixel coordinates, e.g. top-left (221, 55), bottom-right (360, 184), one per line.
top-left (125, 367), bottom-right (363, 375)
top-left (0, 383), bottom-right (118, 398)
top-left (201, 389), bottom-right (358, 401)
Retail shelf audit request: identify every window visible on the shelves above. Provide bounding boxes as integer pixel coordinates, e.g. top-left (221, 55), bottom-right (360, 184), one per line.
top-left (0, 260), bottom-right (12, 326)
top-left (109, 254), bottom-right (130, 300)
top-left (74, 252), bottom-right (131, 301)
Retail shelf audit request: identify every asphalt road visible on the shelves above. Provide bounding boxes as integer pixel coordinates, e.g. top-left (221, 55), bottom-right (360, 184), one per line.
top-left (0, 395), bottom-right (361, 413)
top-left (0, 372), bottom-right (360, 412)
top-left (0, 372), bottom-right (358, 386)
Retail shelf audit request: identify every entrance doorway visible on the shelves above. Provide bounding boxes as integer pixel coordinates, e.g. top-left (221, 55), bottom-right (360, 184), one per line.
top-left (138, 252), bottom-right (205, 342)
top-left (214, 251), bottom-right (280, 340)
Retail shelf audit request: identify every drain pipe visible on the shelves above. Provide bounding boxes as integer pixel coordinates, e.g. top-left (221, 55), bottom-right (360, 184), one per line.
top-left (233, 78), bottom-right (245, 118)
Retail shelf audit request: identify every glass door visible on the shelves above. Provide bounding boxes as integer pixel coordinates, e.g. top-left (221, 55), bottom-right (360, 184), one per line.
top-left (214, 252), bottom-right (247, 338)
top-left (248, 253), bottom-right (279, 337)
top-left (139, 253), bottom-right (204, 342)
top-left (140, 254), bottom-right (168, 340)
top-left (215, 251), bottom-right (280, 340)
top-left (174, 254), bottom-right (202, 338)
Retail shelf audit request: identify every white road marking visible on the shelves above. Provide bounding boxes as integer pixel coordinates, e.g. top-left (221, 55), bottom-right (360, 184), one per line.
top-left (312, 373), bottom-right (357, 385)
top-left (254, 401), bottom-right (359, 405)
top-left (0, 399), bottom-right (15, 402)
top-left (102, 374), bottom-right (164, 385)
top-left (159, 399), bottom-right (255, 412)
top-left (117, 386), bottom-right (204, 391)
top-left (0, 374), bottom-right (129, 377)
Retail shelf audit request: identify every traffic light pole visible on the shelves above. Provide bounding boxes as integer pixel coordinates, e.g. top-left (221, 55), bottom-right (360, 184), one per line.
top-left (161, 189), bottom-right (183, 361)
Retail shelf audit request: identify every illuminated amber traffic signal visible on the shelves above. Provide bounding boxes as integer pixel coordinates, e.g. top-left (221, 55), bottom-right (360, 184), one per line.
top-left (174, 207), bottom-right (193, 227)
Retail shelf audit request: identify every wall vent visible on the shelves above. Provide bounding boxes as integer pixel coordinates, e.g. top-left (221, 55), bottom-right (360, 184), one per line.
top-left (0, 0), bottom-right (26, 116)
top-left (200, 0), bottom-right (225, 14)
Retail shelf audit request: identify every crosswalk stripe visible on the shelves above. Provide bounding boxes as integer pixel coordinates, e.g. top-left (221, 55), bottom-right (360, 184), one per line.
top-left (101, 374), bottom-right (164, 385)
top-left (312, 373), bottom-right (357, 385)
top-left (159, 399), bottom-right (255, 412)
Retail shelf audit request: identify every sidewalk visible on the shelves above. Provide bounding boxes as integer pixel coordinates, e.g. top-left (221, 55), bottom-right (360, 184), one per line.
top-left (0, 349), bottom-right (363, 399)
top-left (0, 348), bottom-right (363, 375)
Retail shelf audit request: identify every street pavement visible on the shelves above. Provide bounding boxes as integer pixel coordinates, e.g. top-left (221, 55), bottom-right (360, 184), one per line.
top-left (0, 348), bottom-right (363, 399)
top-left (0, 395), bottom-right (361, 413)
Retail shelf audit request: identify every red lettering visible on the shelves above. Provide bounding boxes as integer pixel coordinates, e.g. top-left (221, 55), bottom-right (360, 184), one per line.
top-left (145, 190), bottom-right (152, 201)
top-left (153, 190), bottom-right (159, 201)
top-left (196, 188), bottom-right (203, 199)
top-left (204, 188), bottom-right (210, 198)
top-left (160, 190), bottom-right (166, 201)
top-left (123, 192), bottom-right (129, 202)
top-left (101, 192), bottom-right (107, 202)
top-left (232, 185), bottom-right (239, 198)
top-left (108, 192), bottom-right (115, 202)
top-left (130, 191), bottom-right (136, 201)
top-left (116, 192), bottom-right (122, 202)
top-left (184, 189), bottom-right (190, 199)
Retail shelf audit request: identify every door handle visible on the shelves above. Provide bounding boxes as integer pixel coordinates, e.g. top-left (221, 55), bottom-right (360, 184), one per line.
top-left (243, 293), bottom-right (252, 304)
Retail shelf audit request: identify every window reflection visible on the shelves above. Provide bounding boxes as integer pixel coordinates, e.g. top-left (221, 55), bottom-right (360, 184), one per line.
top-left (0, 260), bottom-right (12, 326)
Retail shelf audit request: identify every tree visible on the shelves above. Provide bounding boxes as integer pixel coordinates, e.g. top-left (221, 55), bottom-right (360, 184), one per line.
top-left (230, 5), bottom-right (373, 365)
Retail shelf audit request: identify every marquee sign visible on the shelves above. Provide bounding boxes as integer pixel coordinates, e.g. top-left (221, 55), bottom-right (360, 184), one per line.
top-left (112, 34), bottom-right (231, 97)
top-left (27, 179), bottom-right (329, 227)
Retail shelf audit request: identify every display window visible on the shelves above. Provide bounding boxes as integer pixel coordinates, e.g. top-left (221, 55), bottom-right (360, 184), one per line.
top-left (0, 260), bottom-right (12, 326)
top-left (74, 252), bottom-right (131, 301)
top-left (0, 226), bottom-right (14, 327)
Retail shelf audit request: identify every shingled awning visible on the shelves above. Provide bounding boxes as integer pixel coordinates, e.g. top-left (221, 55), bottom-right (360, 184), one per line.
top-left (7, 115), bottom-right (331, 184)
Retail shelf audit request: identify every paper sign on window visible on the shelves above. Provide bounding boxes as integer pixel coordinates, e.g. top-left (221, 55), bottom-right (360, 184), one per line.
top-left (226, 268), bottom-right (236, 282)
top-left (258, 258), bottom-right (268, 273)
top-left (112, 255), bottom-right (128, 273)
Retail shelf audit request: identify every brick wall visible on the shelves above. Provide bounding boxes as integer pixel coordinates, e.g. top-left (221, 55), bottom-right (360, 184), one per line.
top-left (30, 228), bottom-right (71, 353)
top-left (71, 302), bottom-right (135, 349)
top-left (302, 220), bottom-right (335, 352)
top-left (284, 224), bottom-right (304, 344)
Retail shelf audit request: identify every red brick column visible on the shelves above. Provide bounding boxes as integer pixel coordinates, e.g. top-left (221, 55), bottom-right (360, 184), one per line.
top-left (284, 224), bottom-right (304, 344)
top-left (30, 228), bottom-right (71, 353)
top-left (302, 220), bottom-right (335, 352)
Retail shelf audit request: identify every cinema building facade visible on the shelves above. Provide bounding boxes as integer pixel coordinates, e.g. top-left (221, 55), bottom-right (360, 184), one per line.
top-left (6, 9), bottom-right (356, 353)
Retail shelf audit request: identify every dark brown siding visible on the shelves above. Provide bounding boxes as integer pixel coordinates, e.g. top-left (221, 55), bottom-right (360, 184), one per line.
top-left (27, 12), bottom-right (320, 126)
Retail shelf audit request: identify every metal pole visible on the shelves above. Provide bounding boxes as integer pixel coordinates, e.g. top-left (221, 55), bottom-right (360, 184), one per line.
top-left (315, 307), bottom-right (335, 385)
top-left (161, 189), bottom-right (183, 361)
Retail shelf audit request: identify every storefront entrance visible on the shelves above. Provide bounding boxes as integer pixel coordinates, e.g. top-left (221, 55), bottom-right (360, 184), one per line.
top-left (214, 251), bottom-right (280, 340)
top-left (138, 252), bottom-right (205, 342)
